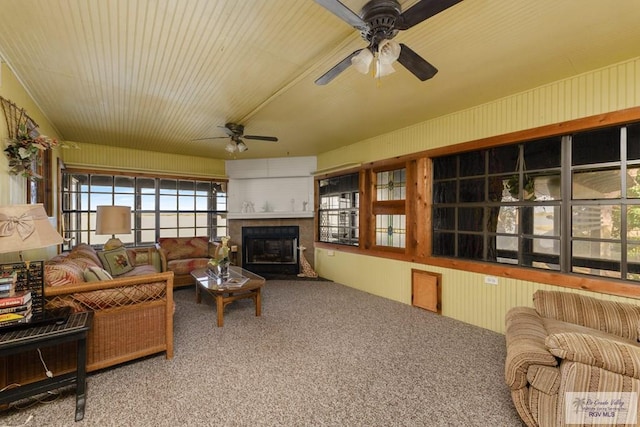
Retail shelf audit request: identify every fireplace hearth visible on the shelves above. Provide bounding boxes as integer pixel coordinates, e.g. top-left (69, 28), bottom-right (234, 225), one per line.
top-left (242, 226), bottom-right (299, 275)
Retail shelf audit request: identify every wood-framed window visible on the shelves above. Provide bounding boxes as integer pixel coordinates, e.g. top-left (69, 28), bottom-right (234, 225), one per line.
top-left (61, 169), bottom-right (227, 249)
top-left (315, 107), bottom-right (640, 298)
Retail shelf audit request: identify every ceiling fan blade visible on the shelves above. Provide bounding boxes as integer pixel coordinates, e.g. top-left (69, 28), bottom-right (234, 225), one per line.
top-left (314, 0), bottom-right (367, 31)
top-left (397, 44), bottom-right (438, 81)
top-left (218, 125), bottom-right (236, 137)
top-left (190, 136), bottom-right (229, 141)
top-left (315, 49), bottom-right (363, 85)
top-left (244, 135), bottom-right (279, 142)
top-left (396, 0), bottom-right (463, 30)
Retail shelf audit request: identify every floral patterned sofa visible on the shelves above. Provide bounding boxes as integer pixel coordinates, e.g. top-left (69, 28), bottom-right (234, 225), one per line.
top-left (0, 243), bottom-right (174, 389)
top-left (156, 236), bottom-right (215, 288)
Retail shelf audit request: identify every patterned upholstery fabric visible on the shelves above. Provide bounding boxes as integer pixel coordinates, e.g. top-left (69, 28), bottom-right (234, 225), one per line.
top-left (534, 290), bottom-right (640, 341)
top-left (506, 290), bottom-right (640, 427)
top-left (166, 258), bottom-right (209, 275)
top-left (45, 244), bottom-right (161, 288)
top-left (157, 237), bottom-right (209, 261)
top-left (156, 237), bottom-right (212, 287)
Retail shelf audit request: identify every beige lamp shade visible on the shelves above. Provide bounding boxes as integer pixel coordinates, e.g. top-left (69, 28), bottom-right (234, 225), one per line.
top-left (96, 206), bottom-right (131, 235)
top-left (0, 203), bottom-right (64, 254)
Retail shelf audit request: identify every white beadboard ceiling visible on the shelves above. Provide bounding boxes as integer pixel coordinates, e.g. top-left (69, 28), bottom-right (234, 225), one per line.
top-left (0, 0), bottom-right (639, 160)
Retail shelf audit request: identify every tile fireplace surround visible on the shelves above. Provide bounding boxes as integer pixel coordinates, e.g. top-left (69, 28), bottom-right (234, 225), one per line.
top-left (228, 217), bottom-right (315, 271)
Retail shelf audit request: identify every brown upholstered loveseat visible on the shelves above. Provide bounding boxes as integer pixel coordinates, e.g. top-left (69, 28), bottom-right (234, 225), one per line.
top-left (0, 244), bottom-right (173, 388)
top-left (156, 236), bottom-right (216, 288)
top-left (505, 290), bottom-right (640, 426)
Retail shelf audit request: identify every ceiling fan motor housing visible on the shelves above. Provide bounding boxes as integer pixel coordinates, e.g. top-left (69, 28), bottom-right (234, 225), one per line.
top-left (359, 0), bottom-right (401, 48)
top-left (225, 122), bottom-right (245, 135)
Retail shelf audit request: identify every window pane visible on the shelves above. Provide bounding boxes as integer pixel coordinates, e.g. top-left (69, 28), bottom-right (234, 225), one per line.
top-left (533, 175), bottom-right (561, 201)
top-left (524, 137), bottom-right (562, 170)
top-left (159, 179), bottom-right (177, 195)
top-left (496, 206), bottom-right (518, 234)
top-left (433, 207), bottom-right (455, 230)
top-left (497, 235), bottom-right (518, 253)
top-left (459, 151), bottom-right (485, 177)
top-left (179, 213), bottom-right (195, 228)
top-left (488, 145), bottom-right (519, 174)
top-left (432, 232), bottom-right (455, 256)
top-left (114, 194), bottom-right (134, 206)
top-left (459, 178), bottom-right (484, 202)
top-left (377, 168), bottom-right (406, 201)
top-left (141, 195), bottom-right (155, 210)
top-left (572, 205), bottom-right (620, 239)
top-left (433, 181), bottom-right (456, 203)
top-left (628, 206), bottom-right (640, 240)
top-left (318, 173), bottom-right (359, 246)
top-left (140, 212), bottom-right (155, 228)
top-left (159, 212), bottom-right (177, 228)
top-left (458, 208), bottom-right (483, 232)
top-left (534, 206), bottom-right (560, 237)
top-left (572, 127), bottom-right (621, 165)
top-left (114, 176), bottom-right (134, 193)
top-left (573, 241), bottom-right (620, 262)
top-left (375, 214), bottom-right (405, 248)
top-left (627, 167), bottom-right (640, 198)
top-left (433, 155), bottom-right (456, 179)
top-left (159, 195), bottom-right (177, 210)
top-left (628, 123), bottom-right (640, 160)
top-left (458, 234), bottom-right (483, 259)
top-left (573, 169), bottom-right (620, 199)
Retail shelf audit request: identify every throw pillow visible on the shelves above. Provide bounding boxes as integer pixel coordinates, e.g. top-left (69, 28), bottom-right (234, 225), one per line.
top-left (98, 247), bottom-right (134, 277)
top-left (44, 262), bottom-right (85, 287)
top-left (83, 266), bottom-right (113, 282)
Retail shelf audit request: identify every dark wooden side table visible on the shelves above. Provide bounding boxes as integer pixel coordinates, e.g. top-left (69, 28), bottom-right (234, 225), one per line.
top-left (0, 311), bottom-right (93, 422)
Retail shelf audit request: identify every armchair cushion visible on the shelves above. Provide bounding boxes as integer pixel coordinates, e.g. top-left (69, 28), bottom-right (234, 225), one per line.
top-left (534, 290), bottom-right (640, 341)
top-left (546, 332), bottom-right (640, 380)
top-left (157, 236), bottom-right (209, 261)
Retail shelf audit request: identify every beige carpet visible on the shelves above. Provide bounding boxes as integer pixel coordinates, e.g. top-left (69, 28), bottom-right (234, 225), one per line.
top-left (0, 280), bottom-right (523, 426)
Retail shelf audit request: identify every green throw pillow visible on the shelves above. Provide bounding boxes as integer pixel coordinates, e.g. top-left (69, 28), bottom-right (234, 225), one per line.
top-left (83, 266), bottom-right (113, 282)
top-left (98, 247), bottom-right (134, 277)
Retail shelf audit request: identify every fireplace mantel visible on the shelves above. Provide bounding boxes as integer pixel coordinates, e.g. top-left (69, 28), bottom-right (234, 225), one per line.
top-left (228, 211), bottom-right (314, 220)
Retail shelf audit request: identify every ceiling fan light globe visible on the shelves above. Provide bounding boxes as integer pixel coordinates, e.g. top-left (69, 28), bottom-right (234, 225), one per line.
top-left (236, 141), bottom-right (248, 152)
top-left (378, 39), bottom-right (401, 64)
top-left (376, 62), bottom-right (396, 78)
top-left (351, 49), bottom-right (373, 74)
top-left (225, 141), bottom-right (236, 153)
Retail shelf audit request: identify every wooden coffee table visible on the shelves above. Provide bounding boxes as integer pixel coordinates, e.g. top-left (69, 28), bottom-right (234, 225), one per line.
top-left (191, 266), bottom-right (265, 327)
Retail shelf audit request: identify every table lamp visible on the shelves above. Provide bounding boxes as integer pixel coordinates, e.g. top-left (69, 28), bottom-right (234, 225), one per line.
top-left (95, 205), bottom-right (131, 250)
top-left (0, 203), bottom-right (64, 260)
top-left (0, 203), bottom-right (64, 301)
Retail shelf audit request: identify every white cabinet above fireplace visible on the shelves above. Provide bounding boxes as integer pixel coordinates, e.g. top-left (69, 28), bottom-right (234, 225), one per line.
top-left (225, 157), bottom-right (316, 219)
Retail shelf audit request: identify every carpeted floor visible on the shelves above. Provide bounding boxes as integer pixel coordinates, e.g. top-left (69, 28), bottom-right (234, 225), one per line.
top-left (0, 280), bottom-right (524, 427)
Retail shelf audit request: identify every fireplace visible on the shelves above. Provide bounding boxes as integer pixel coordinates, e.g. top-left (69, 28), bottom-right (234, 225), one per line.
top-left (242, 226), bottom-right (299, 275)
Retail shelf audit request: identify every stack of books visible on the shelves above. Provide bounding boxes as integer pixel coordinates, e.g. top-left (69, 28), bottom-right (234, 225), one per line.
top-left (0, 290), bottom-right (32, 328)
top-left (0, 271), bottom-right (16, 298)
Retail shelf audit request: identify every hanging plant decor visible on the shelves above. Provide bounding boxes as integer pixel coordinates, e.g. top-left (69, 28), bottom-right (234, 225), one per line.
top-left (506, 174), bottom-right (536, 201)
top-left (1, 97), bottom-right (75, 182)
top-left (4, 124), bottom-right (61, 181)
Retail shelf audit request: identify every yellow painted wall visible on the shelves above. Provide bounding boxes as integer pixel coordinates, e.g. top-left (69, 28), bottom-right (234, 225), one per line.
top-left (61, 141), bottom-right (225, 178)
top-left (315, 56), bottom-right (640, 333)
top-left (0, 62), bottom-right (63, 262)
